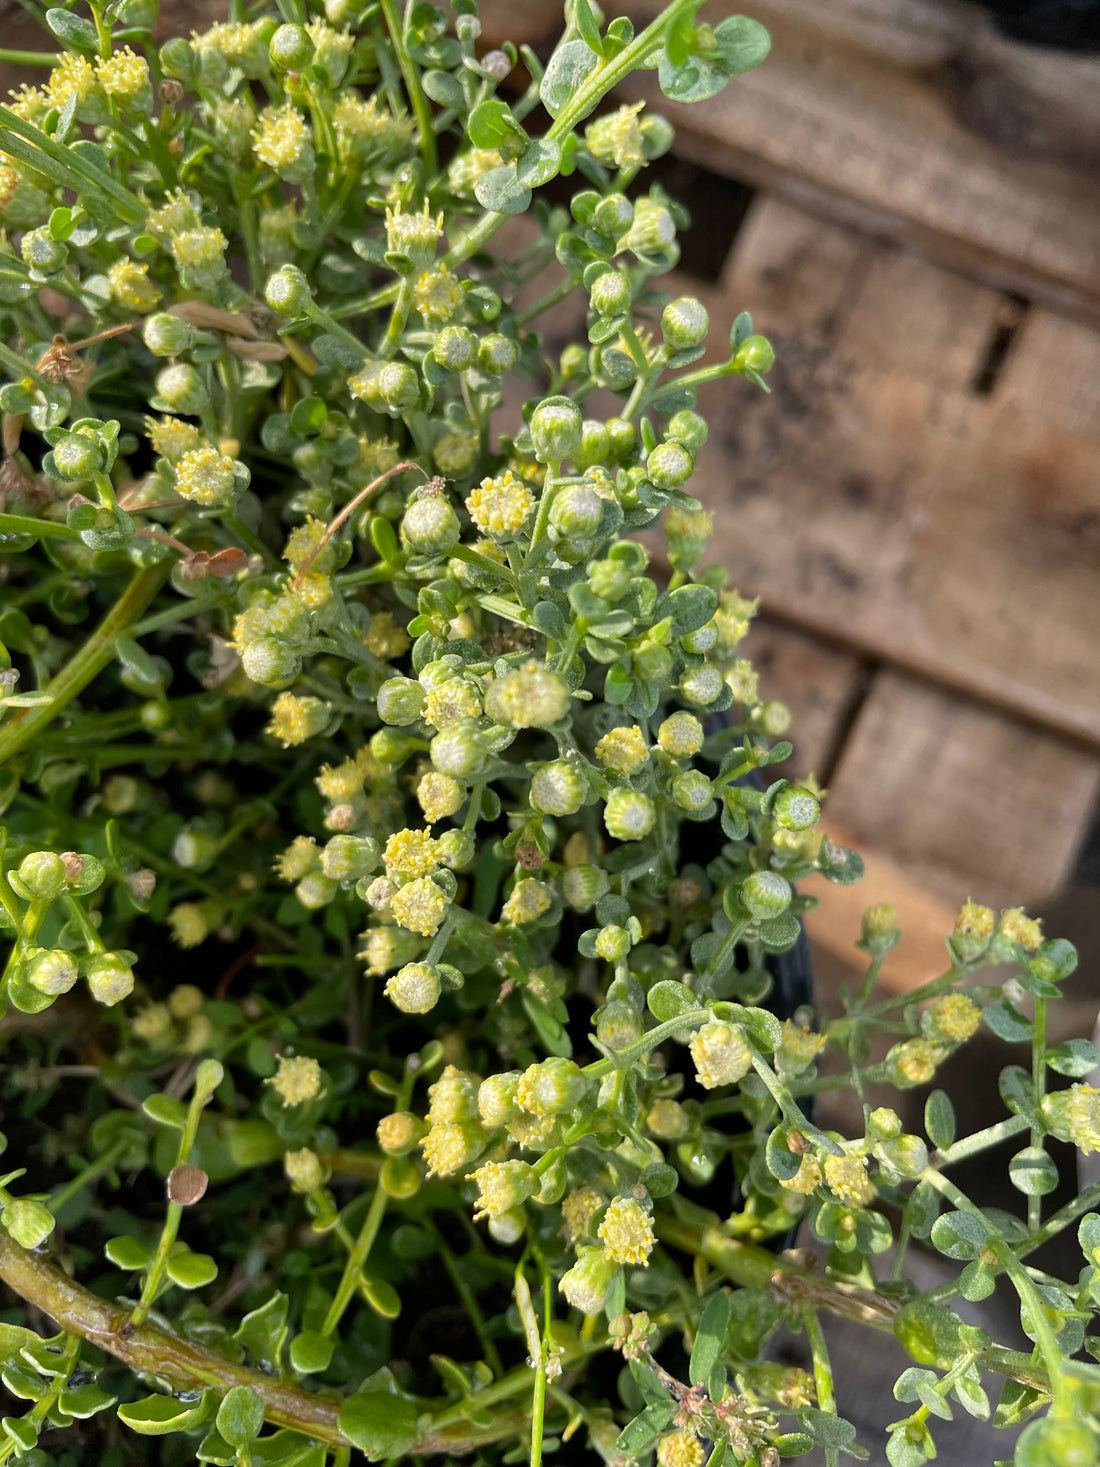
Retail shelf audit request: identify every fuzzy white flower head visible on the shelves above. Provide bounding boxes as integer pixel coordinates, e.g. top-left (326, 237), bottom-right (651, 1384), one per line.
top-left (391, 876), bottom-right (448, 936)
top-left (689, 1021), bottom-right (753, 1090)
top-left (268, 1054), bottom-right (322, 1106)
top-left (385, 962), bottom-right (441, 1015)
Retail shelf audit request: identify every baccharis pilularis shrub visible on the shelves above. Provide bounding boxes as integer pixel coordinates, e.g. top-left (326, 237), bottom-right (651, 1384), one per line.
top-left (0, 4), bottom-right (1097, 1466)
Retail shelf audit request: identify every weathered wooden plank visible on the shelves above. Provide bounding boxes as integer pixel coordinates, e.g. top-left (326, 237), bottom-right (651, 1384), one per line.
top-left (691, 198), bottom-right (1100, 746)
top-left (740, 619), bottom-right (865, 780)
top-left (821, 671), bottom-right (1100, 907)
top-left (994, 311), bottom-right (1100, 445)
top-left (480, 0), bottom-right (1100, 323)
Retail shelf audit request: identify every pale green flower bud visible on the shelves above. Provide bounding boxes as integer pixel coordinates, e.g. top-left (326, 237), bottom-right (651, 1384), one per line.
top-left (241, 638), bottom-right (302, 687)
top-left (530, 760), bottom-right (586, 816)
top-left (295, 872), bottom-right (338, 909)
top-left (350, 360), bottom-right (420, 417)
top-left (434, 325), bottom-right (477, 370)
top-left (86, 952), bottom-right (135, 1007)
top-left (284, 1147), bottom-right (326, 1194)
top-left (646, 441), bottom-right (694, 491)
top-left (436, 828), bottom-right (475, 870)
top-left (377, 676), bottom-right (426, 726)
top-left (24, 948), bottom-right (79, 997)
top-left (603, 788), bottom-right (656, 842)
top-left (661, 296), bottom-right (708, 350)
top-left (671, 770), bottom-right (712, 811)
top-left (485, 663), bottom-right (569, 729)
top-left (488, 1207), bottom-right (526, 1245)
top-left (269, 21), bottom-right (314, 69)
top-left (861, 903), bottom-right (899, 957)
top-left (321, 835), bottom-right (379, 882)
top-left (591, 194), bottom-right (633, 239)
top-left (589, 271), bottom-right (631, 317)
top-left (597, 1000), bottom-right (643, 1050)
top-left (574, 418), bottom-right (612, 471)
top-left (517, 1057), bottom-right (586, 1117)
top-left (430, 720), bottom-right (488, 778)
top-left (679, 664), bottom-right (723, 707)
top-left (50, 433), bottom-right (104, 481)
top-left (734, 334), bottom-right (775, 374)
top-left (478, 333), bottom-right (517, 375)
top-left (559, 1247), bottom-right (618, 1316)
top-left (265, 264), bottom-right (312, 315)
top-left (156, 363), bottom-right (209, 415)
top-left (22, 227), bottom-right (67, 276)
top-left (594, 925), bottom-right (632, 962)
top-left (562, 864), bottom-right (609, 911)
top-left (16, 851), bottom-right (67, 899)
top-left (428, 1064), bottom-right (482, 1124)
top-left (690, 1021), bottom-right (753, 1090)
top-left (666, 409), bottom-right (708, 451)
top-left (740, 870), bottom-right (792, 920)
top-left (142, 312), bottom-right (194, 356)
top-left (773, 785), bottom-right (820, 831)
top-left (479, 1071), bottom-right (522, 1128)
top-left (401, 488), bottom-right (460, 552)
top-left (530, 397), bottom-right (582, 464)
top-left (549, 482), bottom-right (602, 538)
top-left (2, 1197), bottom-right (55, 1249)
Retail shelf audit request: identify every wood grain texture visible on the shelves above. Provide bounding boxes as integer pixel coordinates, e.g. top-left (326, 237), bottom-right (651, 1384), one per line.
top-left (689, 197), bottom-right (1100, 746)
top-left (823, 672), bottom-right (1100, 906)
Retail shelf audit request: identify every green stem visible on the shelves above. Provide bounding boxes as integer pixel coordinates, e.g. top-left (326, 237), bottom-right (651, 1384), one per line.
top-left (379, 0), bottom-right (437, 175)
top-left (0, 561), bottom-right (170, 767)
top-left (0, 48), bottom-right (57, 65)
top-left (320, 1185), bottom-right (388, 1337)
top-left (803, 1306), bottom-right (839, 1467)
top-left (1029, 996), bottom-right (1048, 1233)
top-left (0, 513), bottom-right (80, 542)
top-left (49, 1136), bottom-right (131, 1215)
top-left (933, 1112), bottom-right (1029, 1167)
top-left (583, 1006), bottom-right (712, 1080)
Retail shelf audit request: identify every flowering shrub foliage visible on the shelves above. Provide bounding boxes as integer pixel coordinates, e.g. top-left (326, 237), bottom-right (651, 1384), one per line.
top-left (0, 3), bottom-right (1096, 1466)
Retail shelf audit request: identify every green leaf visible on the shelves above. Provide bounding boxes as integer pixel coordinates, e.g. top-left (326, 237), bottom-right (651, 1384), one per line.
top-left (992, 1379), bottom-right (1049, 1429)
top-left (516, 138), bottom-right (562, 188)
top-left (821, 844), bottom-right (865, 885)
top-left (729, 311), bottom-right (753, 352)
top-left (58, 1382), bottom-right (118, 1418)
top-left (982, 998), bottom-right (1031, 1043)
top-left (422, 69), bottom-right (464, 107)
top-left (142, 1093), bottom-right (188, 1129)
top-left (2, 1362), bottom-right (48, 1402)
top-left (362, 1274), bottom-right (402, 1320)
top-left (929, 1210), bottom-right (986, 1261)
top-left (234, 1292), bottom-right (289, 1372)
top-left (540, 40), bottom-right (600, 119)
top-left (658, 17), bottom-right (771, 103)
top-left (166, 1249), bottom-right (218, 1289)
top-left (532, 600), bottom-right (567, 641)
top-left (799, 1409), bottom-right (857, 1450)
top-left (197, 1428), bottom-right (236, 1465)
top-left (338, 1391), bottom-right (419, 1460)
top-left (765, 1126), bottom-right (804, 1182)
top-left (467, 99), bottom-right (517, 150)
top-left (755, 912), bottom-right (801, 953)
top-left (216, 1386), bottom-right (265, 1448)
top-left (105, 1236), bottom-right (153, 1271)
top-left (1046, 1038), bottom-right (1100, 1077)
top-left (661, 583), bottom-right (718, 635)
top-left (473, 165), bottom-right (532, 217)
top-left (45, 7), bottom-right (99, 51)
top-left (689, 1291), bottom-right (731, 1387)
top-left (714, 15), bottom-right (772, 74)
top-left (1008, 1145), bottom-right (1059, 1197)
top-left (117, 1391), bottom-right (212, 1436)
top-left (1, 1416), bottom-right (37, 1452)
top-left (615, 1401), bottom-right (677, 1453)
top-left (289, 1330), bottom-right (335, 1375)
top-left (646, 979), bottom-right (698, 1022)
top-left (998, 1065), bottom-right (1038, 1125)
top-left (923, 1090), bottom-right (955, 1151)
top-left (572, 0), bottom-right (605, 56)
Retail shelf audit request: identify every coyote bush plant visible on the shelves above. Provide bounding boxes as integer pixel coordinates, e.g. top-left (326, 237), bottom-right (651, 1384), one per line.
top-left (0, 2), bottom-right (1097, 1465)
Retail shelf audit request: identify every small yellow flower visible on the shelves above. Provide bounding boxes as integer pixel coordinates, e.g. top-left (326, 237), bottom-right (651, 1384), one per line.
top-left (363, 610), bottom-right (411, 660)
top-left (146, 416), bottom-right (204, 462)
top-left (96, 46), bottom-right (151, 104)
top-left (424, 680), bottom-right (481, 730)
top-left (779, 1155), bottom-right (823, 1196)
top-left (1042, 1085), bottom-right (1100, 1155)
top-left (170, 225), bottom-right (227, 271)
top-left (888, 1038), bottom-right (943, 1087)
top-left (714, 589), bottom-right (759, 654)
top-left (168, 902), bottom-right (209, 948)
top-left (470, 1160), bottom-right (536, 1219)
top-left (501, 878), bottom-right (551, 925)
top-left (413, 267), bottom-right (463, 323)
top-left (275, 835), bottom-right (319, 882)
top-left (585, 102), bottom-right (646, 170)
top-left (690, 1022), bottom-right (753, 1090)
top-left (955, 899), bottom-right (995, 940)
top-left (132, 1002), bottom-right (172, 1042)
top-left (823, 1153), bottom-right (876, 1207)
top-left (175, 446), bottom-right (238, 506)
top-left (484, 662), bottom-right (570, 729)
top-left (595, 724), bottom-right (648, 776)
top-left (646, 1098), bottom-right (689, 1139)
top-left (108, 259), bottom-right (161, 313)
top-left (466, 470), bottom-right (534, 539)
top-left (284, 1148), bottom-right (325, 1193)
top-left (252, 106), bottom-right (312, 176)
top-left (384, 828), bottom-right (440, 878)
top-left (724, 659), bottom-right (760, 704)
top-left (268, 1054), bottom-right (322, 1106)
top-left (45, 54), bottom-right (100, 113)
top-left (168, 985), bottom-right (203, 1019)
top-left (377, 1112), bottom-right (423, 1155)
top-left (927, 993), bottom-right (981, 1043)
top-left (560, 1187), bottom-right (604, 1245)
top-left (656, 711), bottom-right (704, 757)
top-left (657, 1431), bottom-right (705, 1467)
top-left (146, 187), bottom-right (201, 243)
top-left (998, 907), bottom-right (1043, 952)
top-left (357, 925), bottom-right (421, 975)
top-left (780, 1020), bottom-right (827, 1066)
top-left (316, 759), bottom-right (365, 802)
top-left (266, 692), bottom-right (330, 747)
top-left (391, 876), bottom-right (448, 936)
top-left (417, 771), bottom-right (464, 822)
top-left (597, 1197), bottom-right (655, 1266)
top-left (420, 1120), bottom-right (485, 1176)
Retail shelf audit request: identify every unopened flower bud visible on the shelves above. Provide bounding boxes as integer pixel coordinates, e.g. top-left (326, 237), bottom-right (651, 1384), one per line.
top-left (595, 724), bottom-right (648, 775)
top-left (15, 851), bottom-right (66, 900)
top-left (530, 760), bottom-right (586, 816)
top-left (401, 487), bottom-right (460, 552)
top-left (559, 1247), bottom-right (618, 1316)
top-left (549, 481), bottom-right (602, 537)
top-left (155, 363), bottom-right (209, 415)
top-left (666, 409), bottom-right (708, 452)
top-left (740, 870), bottom-right (791, 920)
top-left (434, 325), bottom-right (477, 370)
top-left (589, 271), bottom-right (631, 317)
top-left (671, 770), bottom-right (712, 811)
top-left (646, 1098), bottom-right (689, 1139)
top-left (517, 1057), bottom-right (586, 1117)
top-left (596, 1000), bottom-right (643, 1050)
top-left (1041, 1085), bottom-right (1100, 1154)
top-left (22, 227), bottom-right (67, 276)
top-left (376, 1111), bottom-right (426, 1156)
top-left (951, 899), bottom-right (995, 961)
top-left (679, 664), bottom-right (724, 707)
top-left (284, 1147), bottom-right (326, 1193)
top-left (351, 360), bottom-right (420, 418)
top-left (142, 312), bottom-right (194, 356)
top-left (488, 1207), bottom-right (526, 1245)
top-left (265, 264), bottom-right (312, 315)
top-left (269, 21), bottom-right (314, 69)
top-left (603, 788), bottom-right (656, 842)
top-left (734, 334), bottom-right (775, 374)
top-left (2, 1198), bottom-right (55, 1249)
top-left (50, 433), bottom-right (103, 481)
top-left (886, 1038), bottom-right (944, 1088)
top-left (562, 864), bottom-right (608, 911)
top-left (478, 332), bottom-right (517, 375)
top-left (24, 948), bottom-right (79, 997)
top-left (86, 952), bottom-right (135, 1006)
top-left (530, 397), bottom-right (583, 464)
top-left (874, 1134), bottom-right (928, 1181)
top-left (773, 785), bottom-right (820, 832)
top-left (485, 662), bottom-right (569, 729)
